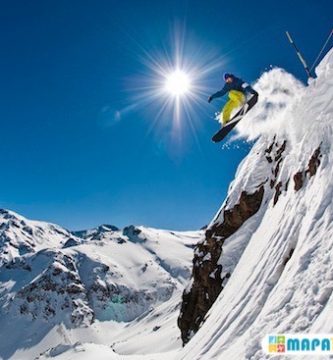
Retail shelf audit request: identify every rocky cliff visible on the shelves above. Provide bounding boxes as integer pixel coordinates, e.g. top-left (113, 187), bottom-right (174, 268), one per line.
top-left (177, 49), bottom-right (333, 359)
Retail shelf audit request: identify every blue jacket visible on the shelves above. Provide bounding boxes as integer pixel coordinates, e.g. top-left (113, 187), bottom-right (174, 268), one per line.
top-left (210, 75), bottom-right (258, 101)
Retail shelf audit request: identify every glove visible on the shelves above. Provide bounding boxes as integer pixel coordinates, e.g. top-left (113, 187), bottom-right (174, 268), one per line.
top-left (208, 96), bottom-right (213, 103)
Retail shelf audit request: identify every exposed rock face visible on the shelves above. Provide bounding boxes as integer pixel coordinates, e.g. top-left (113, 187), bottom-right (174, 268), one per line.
top-left (178, 139), bottom-right (323, 346)
top-left (8, 250), bottom-right (94, 327)
top-left (306, 147), bottom-right (321, 177)
top-left (178, 186), bottom-right (264, 345)
top-left (1, 217), bottom-right (197, 343)
top-left (293, 171), bottom-right (304, 191)
top-left (123, 225), bottom-right (145, 243)
top-left (72, 224), bottom-right (119, 240)
top-left (0, 209), bottom-right (81, 267)
top-left (273, 181), bottom-right (283, 206)
top-left (3, 247), bottom-right (178, 326)
top-left (293, 147), bottom-right (322, 192)
top-left (269, 140), bottom-right (287, 190)
top-left (177, 138), bottom-right (292, 345)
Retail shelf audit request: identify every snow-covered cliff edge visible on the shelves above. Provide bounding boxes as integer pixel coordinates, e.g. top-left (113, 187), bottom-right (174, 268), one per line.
top-left (178, 48), bottom-right (333, 359)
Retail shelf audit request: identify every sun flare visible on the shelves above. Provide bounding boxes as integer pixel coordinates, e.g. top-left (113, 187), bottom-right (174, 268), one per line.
top-left (122, 25), bottom-right (226, 143)
top-left (165, 70), bottom-right (191, 96)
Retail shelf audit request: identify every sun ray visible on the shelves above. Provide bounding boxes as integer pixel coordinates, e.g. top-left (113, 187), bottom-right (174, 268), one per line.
top-left (119, 24), bottom-right (228, 147)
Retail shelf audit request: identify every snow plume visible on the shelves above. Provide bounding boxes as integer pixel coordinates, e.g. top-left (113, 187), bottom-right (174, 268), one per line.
top-left (236, 48), bottom-right (333, 146)
top-left (285, 48), bottom-right (333, 147)
top-left (234, 68), bottom-right (304, 141)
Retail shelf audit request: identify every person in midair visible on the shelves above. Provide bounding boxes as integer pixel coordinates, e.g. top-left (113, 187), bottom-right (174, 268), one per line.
top-left (208, 73), bottom-right (258, 126)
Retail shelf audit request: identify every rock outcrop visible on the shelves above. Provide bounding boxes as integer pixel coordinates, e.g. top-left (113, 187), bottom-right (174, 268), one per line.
top-left (178, 186), bottom-right (264, 345)
top-left (293, 146), bottom-right (322, 192)
top-left (178, 136), bottom-right (324, 345)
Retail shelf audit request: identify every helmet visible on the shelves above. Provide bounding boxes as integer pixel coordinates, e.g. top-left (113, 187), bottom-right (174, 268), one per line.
top-left (223, 73), bottom-right (233, 81)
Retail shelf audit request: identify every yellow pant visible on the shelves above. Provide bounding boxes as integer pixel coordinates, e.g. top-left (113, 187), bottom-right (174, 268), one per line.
top-left (220, 90), bottom-right (245, 125)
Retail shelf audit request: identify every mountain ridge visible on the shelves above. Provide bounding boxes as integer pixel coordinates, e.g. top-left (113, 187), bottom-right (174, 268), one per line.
top-left (0, 209), bottom-right (202, 359)
top-left (177, 48), bottom-right (333, 360)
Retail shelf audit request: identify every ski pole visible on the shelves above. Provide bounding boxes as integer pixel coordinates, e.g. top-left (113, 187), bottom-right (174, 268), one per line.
top-left (310, 28), bottom-right (333, 72)
top-left (286, 31), bottom-right (312, 79)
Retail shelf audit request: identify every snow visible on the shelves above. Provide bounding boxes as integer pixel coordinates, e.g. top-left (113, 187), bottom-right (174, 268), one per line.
top-left (176, 48), bottom-right (333, 360)
top-left (0, 209), bottom-right (81, 267)
top-left (37, 342), bottom-right (177, 360)
top-left (0, 213), bottom-right (202, 360)
top-left (1, 48), bottom-right (333, 360)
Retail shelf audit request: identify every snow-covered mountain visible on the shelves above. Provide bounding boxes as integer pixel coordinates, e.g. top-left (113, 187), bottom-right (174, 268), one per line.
top-left (0, 209), bottom-right (82, 267)
top-left (0, 210), bottom-right (202, 359)
top-left (177, 49), bottom-right (333, 359)
top-left (1, 48), bottom-right (333, 360)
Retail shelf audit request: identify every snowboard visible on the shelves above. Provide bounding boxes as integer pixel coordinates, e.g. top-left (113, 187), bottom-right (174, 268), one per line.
top-left (212, 94), bottom-right (258, 143)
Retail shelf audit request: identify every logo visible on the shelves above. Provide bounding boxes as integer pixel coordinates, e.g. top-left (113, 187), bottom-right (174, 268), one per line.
top-left (263, 334), bottom-right (333, 355)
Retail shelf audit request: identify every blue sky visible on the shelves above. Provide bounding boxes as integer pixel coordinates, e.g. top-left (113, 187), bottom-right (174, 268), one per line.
top-left (0, 0), bottom-right (332, 230)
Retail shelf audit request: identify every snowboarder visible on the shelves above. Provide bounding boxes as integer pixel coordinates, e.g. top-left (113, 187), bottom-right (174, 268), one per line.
top-left (208, 73), bottom-right (258, 126)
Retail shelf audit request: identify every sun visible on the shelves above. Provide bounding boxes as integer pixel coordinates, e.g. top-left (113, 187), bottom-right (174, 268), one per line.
top-left (165, 69), bottom-right (191, 96)
top-left (121, 24), bottom-right (226, 144)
